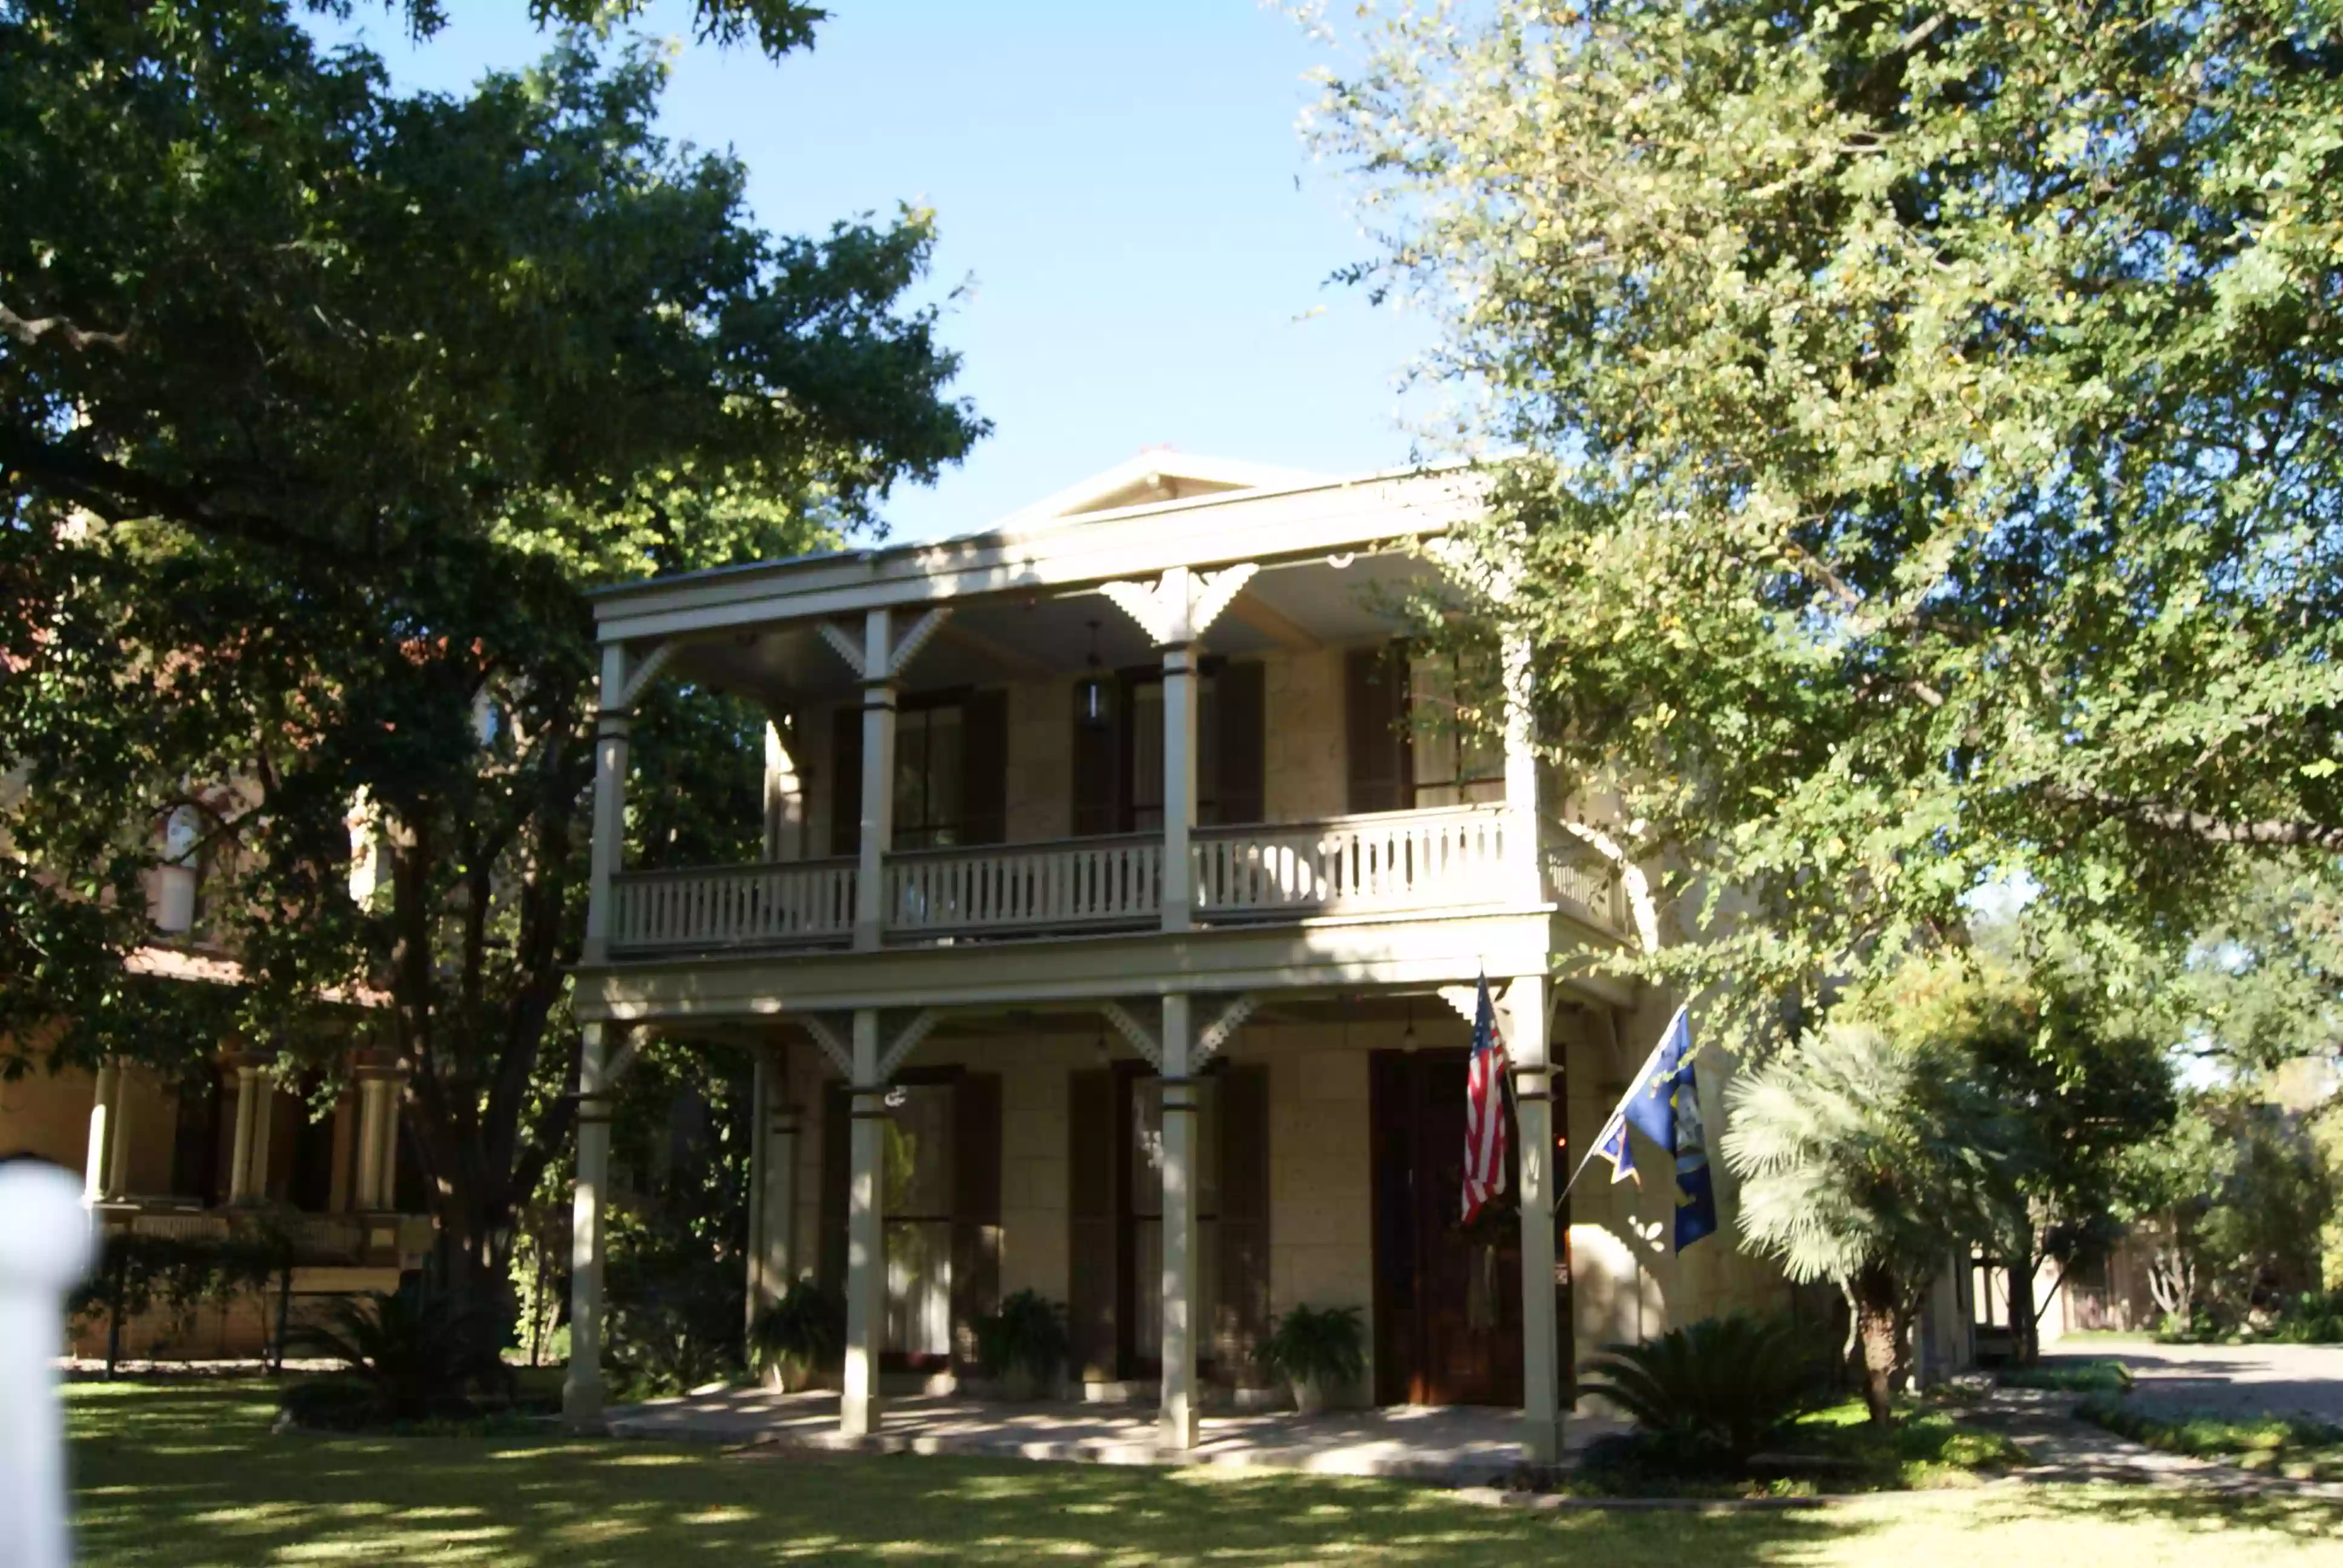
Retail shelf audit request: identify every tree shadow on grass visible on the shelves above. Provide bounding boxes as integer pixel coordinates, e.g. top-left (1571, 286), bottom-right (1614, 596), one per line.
top-left (2020, 1481), bottom-right (2343, 1544)
top-left (69, 1379), bottom-right (2144, 1567)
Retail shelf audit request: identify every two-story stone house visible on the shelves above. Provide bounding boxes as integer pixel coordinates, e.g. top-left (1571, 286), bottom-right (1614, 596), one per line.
top-left (564, 451), bottom-right (1790, 1457)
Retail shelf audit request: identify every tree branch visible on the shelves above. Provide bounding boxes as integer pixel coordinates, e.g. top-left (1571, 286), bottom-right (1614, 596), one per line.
top-left (0, 301), bottom-right (131, 351)
top-left (2045, 785), bottom-right (2343, 852)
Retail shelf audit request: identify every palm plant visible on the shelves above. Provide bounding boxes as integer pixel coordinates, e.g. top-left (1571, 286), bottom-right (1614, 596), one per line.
top-left (1723, 1022), bottom-right (2013, 1425)
top-left (1576, 1313), bottom-right (1821, 1461)
top-left (285, 1287), bottom-right (502, 1424)
top-left (1260, 1304), bottom-right (1366, 1414)
top-left (747, 1279), bottom-right (845, 1391)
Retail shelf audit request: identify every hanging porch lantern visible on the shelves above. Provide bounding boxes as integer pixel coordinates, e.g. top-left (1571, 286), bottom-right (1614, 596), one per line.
top-left (1076, 618), bottom-right (1114, 730)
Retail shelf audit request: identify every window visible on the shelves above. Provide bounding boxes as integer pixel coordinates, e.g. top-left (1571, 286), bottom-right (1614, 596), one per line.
top-left (893, 702), bottom-right (965, 850)
top-left (882, 1083), bottom-right (956, 1359)
top-left (1073, 662), bottom-right (1262, 834)
top-left (1406, 648), bottom-right (1506, 807)
top-left (1124, 675), bottom-right (1220, 830)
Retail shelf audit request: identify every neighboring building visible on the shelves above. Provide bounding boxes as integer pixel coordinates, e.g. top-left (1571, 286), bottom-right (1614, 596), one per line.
top-left (0, 793), bottom-right (433, 1359)
top-left (563, 452), bottom-right (1798, 1455)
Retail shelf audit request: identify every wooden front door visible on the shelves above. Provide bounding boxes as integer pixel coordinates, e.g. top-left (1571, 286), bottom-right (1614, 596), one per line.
top-left (1370, 1050), bottom-right (1524, 1406)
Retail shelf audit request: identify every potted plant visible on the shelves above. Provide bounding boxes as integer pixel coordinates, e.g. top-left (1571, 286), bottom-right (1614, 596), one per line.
top-left (747, 1279), bottom-right (844, 1393)
top-left (973, 1290), bottom-right (1069, 1401)
top-left (1261, 1304), bottom-right (1365, 1416)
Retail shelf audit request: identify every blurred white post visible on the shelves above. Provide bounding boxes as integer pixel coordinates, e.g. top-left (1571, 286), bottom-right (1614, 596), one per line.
top-left (0, 1160), bottom-right (97, 1568)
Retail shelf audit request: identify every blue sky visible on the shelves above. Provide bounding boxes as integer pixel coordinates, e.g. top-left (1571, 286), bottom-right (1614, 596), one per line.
top-left (312, 1), bottom-right (1432, 541)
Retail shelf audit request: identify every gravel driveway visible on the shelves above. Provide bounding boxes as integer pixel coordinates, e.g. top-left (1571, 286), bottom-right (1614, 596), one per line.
top-left (2046, 1339), bottom-right (2343, 1425)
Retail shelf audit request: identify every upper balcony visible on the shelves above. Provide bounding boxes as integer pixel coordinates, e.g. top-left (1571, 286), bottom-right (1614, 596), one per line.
top-left (575, 454), bottom-right (1637, 1002)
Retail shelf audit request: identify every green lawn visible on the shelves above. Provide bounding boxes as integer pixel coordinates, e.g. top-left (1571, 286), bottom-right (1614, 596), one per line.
top-left (67, 1381), bottom-right (2343, 1566)
top-left (2078, 1396), bottom-right (2343, 1485)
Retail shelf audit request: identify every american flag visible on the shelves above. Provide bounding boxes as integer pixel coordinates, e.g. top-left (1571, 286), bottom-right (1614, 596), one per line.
top-left (1460, 973), bottom-right (1509, 1223)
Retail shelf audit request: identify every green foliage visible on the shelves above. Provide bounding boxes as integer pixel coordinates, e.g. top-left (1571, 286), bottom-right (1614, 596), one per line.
top-left (2271, 1290), bottom-right (2343, 1345)
top-left (1312, 1), bottom-right (2343, 1054)
top-left (747, 1278), bottom-right (844, 1383)
top-left (0, 0), bottom-right (981, 1301)
top-left (1259, 1304), bottom-right (1366, 1390)
top-left (1575, 1397), bottom-right (2026, 1496)
top-left (1997, 1360), bottom-right (2135, 1395)
top-left (1724, 1022), bottom-right (2012, 1293)
top-left (284, 1287), bottom-right (507, 1425)
top-left (971, 1290), bottom-right (1069, 1385)
top-left (2077, 1397), bottom-right (2343, 1483)
top-left (1576, 1313), bottom-right (1823, 1462)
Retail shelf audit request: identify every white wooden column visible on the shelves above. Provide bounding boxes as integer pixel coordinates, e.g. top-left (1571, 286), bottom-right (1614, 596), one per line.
top-left (582, 643), bottom-right (632, 966)
top-left (854, 612), bottom-right (898, 953)
top-left (1161, 619), bottom-right (1199, 934)
top-left (82, 1061), bottom-right (119, 1204)
top-left (841, 1008), bottom-right (887, 1437)
top-left (1158, 991), bottom-right (1200, 1448)
top-left (228, 1063), bottom-right (262, 1203)
top-left (1501, 631), bottom-right (1546, 906)
top-left (564, 1022), bottom-right (624, 1429)
top-left (1509, 974), bottom-right (1565, 1463)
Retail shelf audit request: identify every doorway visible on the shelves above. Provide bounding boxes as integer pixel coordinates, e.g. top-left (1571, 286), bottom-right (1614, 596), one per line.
top-left (1369, 1049), bottom-right (1524, 1405)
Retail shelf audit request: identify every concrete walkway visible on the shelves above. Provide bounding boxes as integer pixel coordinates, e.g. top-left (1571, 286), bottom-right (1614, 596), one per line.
top-left (2046, 1340), bottom-right (2343, 1426)
top-left (606, 1388), bottom-right (1625, 1485)
top-left (1963, 1385), bottom-right (2343, 1500)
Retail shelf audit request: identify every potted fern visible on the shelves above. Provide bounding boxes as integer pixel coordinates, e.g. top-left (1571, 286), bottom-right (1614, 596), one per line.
top-left (747, 1279), bottom-right (844, 1393)
top-left (1260, 1304), bottom-right (1365, 1416)
top-left (973, 1290), bottom-right (1069, 1401)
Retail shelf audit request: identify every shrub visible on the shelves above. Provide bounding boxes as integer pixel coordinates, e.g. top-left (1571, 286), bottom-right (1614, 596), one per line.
top-left (1998, 1359), bottom-right (2134, 1394)
top-left (2271, 1290), bottom-right (2343, 1345)
top-left (972, 1290), bottom-right (1070, 1391)
top-left (283, 1287), bottom-right (504, 1425)
top-left (1576, 1313), bottom-right (1824, 1462)
top-left (1259, 1305), bottom-right (1366, 1393)
top-left (747, 1279), bottom-right (845, 1388)
top-left (606, 1253), bottom-right (743, 1397)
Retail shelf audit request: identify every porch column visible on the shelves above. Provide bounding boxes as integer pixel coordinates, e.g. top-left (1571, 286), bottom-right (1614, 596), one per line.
top-left (354, 1074), bottom-right (388, 1212)
top-left (1160, 616), bottom-right (1198, 934)
top-left (582, 643), bottom-right (632, 967)
top-left (246, 1069), bottom-right (276, 1202)
top-left (82, 1061), bottom-right (119, 1204)
top-left (1501, 631), bottom-right (1545, 906)
top-left (373, 1077), bottom-right (404, 1210)
top-left (228, 1063), bottom-right (262, 1203)
top-left (1158, 991), bottom-right (1200, 1448)
top-left (564, 1022), bottom-right (624, 1429)
top-left (853, 612), bottom-right (898, 953)
top-left (1509, 975), bottom-right (1565, 1463)
top-left (101, 1063), bottom-right (136, 1201)
top-left (841, 1008), bottom-right (887, 1437)
top-left (763, 715), bottom-right (804, 861)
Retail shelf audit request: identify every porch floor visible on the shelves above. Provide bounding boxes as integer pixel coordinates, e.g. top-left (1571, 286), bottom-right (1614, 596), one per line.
top-left (605, 1389), bottom-right (1626, 1485)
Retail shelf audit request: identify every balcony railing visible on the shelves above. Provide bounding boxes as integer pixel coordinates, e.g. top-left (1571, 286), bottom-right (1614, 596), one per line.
top-left (605, 807), bottom-right (1634, 956)
top-left (610, 858), bottom-right (856, 953)
top-left (1193, 805), bottom-right (1511, 919)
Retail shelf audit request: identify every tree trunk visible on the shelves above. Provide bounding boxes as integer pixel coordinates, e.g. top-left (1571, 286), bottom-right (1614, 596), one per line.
top-left (2010, 1227), bottom-right (2040, 1366)
top-left (1853, 1262), bottom-right (1900, 1426)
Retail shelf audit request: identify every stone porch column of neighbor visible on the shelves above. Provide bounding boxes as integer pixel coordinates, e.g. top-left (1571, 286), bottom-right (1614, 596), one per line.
top-left (355, 1073), bottom-right (388, 1211)
top-left (102, 1061), bottom-right (137, 1202)
top-left (1158, 992), bottom-right (1202, 1449)
top-left (228, 1062), bottom-right (264, 1203)
top-left (82, 1060), bottom-right (120, 1204)
top-left (842, 1009), bottom-right (889, 1437)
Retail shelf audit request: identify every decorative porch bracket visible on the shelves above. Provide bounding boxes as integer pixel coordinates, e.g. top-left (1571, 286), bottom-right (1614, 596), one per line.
top-left (1438, 982), bottom-right (1524, 1051)
top-left (798, 1009), bottom-right (937, 1082)
top-left (615, 639), bottom-right (683, 710)
top-left (1096, 562), bottom-right (1257, 645)
top-left (1101, 993), bottom-right (1256, 1073)
top-left (816, 606), bottom-right (954, 682)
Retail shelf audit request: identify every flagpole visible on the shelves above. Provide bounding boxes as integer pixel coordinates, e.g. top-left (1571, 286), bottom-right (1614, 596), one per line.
top-left (1559, 1003), bottom-right (1688, 1200)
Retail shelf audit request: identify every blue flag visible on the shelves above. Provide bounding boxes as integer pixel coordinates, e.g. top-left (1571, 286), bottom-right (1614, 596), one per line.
top-left (1591, 1113), bottom-right (1636, 1184)
top-left (1618, 1008), bottom-right (1718, 1250)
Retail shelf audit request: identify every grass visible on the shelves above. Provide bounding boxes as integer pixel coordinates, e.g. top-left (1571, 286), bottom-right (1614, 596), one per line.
top-left (1999, 1361), bottom-right (2137, 1395)
top-left (67, 1379), bottom-right (2343, 1567)
top-left (2077, 1396), bottom-right (2343, 1485)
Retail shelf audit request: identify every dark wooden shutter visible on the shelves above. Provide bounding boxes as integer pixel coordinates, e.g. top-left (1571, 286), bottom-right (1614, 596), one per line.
top-left (1216, 661), bottom-right (1265, 825)
top-left (960, 690), bottom-right (1009, 846)
top-left (819, 1080), bottom-right (850, 1291)
top-left (1216, 1063), bottom-right (1271, 1383)
top-left (1070, 687), bottom-right (1119, 837)
top-left (1345, 644), bottom-right (1411, 814)
top-left (950, 1073), bottom-right (1004, 1370)
top-left (829, 705), bottom-right (863, 857)
top-left (1067, 1069), bottom-right (1120, 1381)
